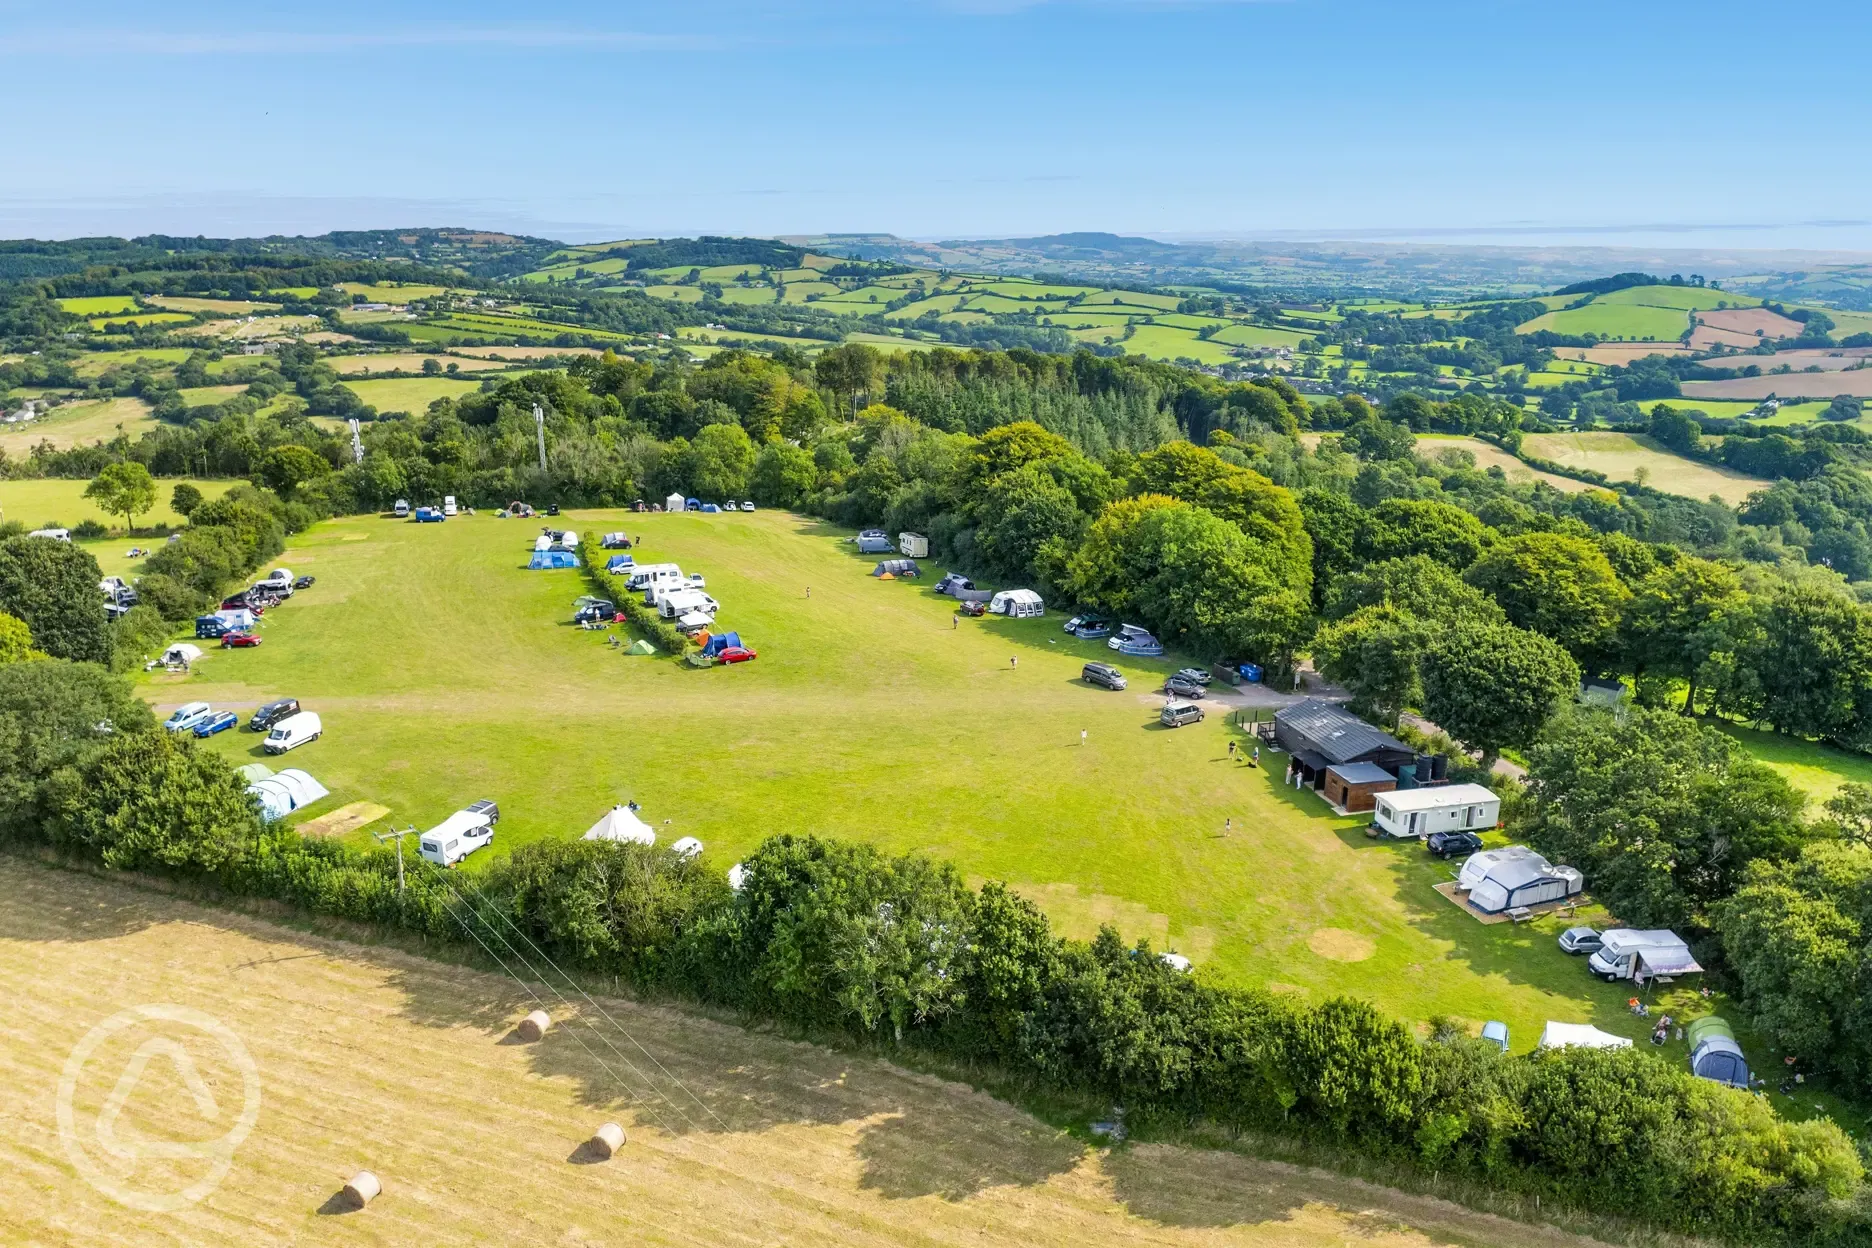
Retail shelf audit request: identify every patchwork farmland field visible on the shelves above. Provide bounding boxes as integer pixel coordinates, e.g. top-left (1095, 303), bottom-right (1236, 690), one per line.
top-left (0, 395), bottom-right (155, 455)
top-left (1516, 304), bottom-right (1689, 341)
top-left (0, 475), bottom-right (231, 537)
top-left (155, 508), bottom-right (1715, 1055)
top-left (1683, 370), bottom-right (1872, 401)
top-left (0, 860), bottom-right (1621, 1248)
top-left (1520, 432), bottom-right (1768, 504)
top-left (340, 376), bottom-right (484, 414)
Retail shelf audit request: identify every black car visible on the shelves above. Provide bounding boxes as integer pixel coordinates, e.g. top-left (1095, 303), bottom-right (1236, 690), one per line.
top-left (1083, 662), bottom-right (1127, 690)
top-left (548, 503), bottom-right (561, 516)
top-left (1426, 830), bottom-right (1485, 859)
top-left (574, 600), bottom-right (616, 624)
top-left (1164, 676), bottom-right (1206, 699)
top-left (250, 698), bottom-right (300, 732)
top-left (294, 575), bottom-right (316, 590)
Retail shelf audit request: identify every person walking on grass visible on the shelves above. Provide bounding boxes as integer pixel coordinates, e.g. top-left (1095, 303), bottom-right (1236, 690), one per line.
top-left (953, 613), bottom-right (958, 629)
top-left (1224, 817), bottom-right (1232, 836)
top-left (1228, 740), bottom-right (1237, 760)
top-left (1252, 744), bottom-right (1260, 768)
top-left (805, 586), bottom-right (811, 599)
top-left (1010, 656), bottom-right (1017, 671)
top-left (1081, 728), bottom-right (1088, 747)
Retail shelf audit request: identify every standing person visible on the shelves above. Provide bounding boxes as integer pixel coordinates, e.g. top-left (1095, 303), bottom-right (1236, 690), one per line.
top-left (1010, 656), bottom-right (1017, 670)
top-left (805, 586), bottom-right (811, 599)
top-left (953, 613), bottom-right (958, 629)
top-left (1229, 740), bottom-right (1237, 760)
top-left (1252, 744), bottom-right (1261, 768)
top-left (1081, 728), bottom-right (1088, 747)
top-left (1224, 817), bottom-right (1232, 836)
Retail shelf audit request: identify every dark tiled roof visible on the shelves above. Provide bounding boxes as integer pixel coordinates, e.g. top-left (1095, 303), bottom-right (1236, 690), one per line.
top-left (1274, 698), bottom-right (1409, 764)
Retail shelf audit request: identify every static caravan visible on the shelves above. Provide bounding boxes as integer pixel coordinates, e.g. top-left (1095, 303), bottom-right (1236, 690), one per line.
top-left (1373, 783), bottom-right (1500, 839)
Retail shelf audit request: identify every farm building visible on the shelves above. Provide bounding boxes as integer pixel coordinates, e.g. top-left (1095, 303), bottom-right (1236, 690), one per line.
top-left (1321, 762), bottom-right (1395, 812)
top-left (989, 589), bottom-right (1044, 618)
top-left (1372, 784), bottom-right (1500, 838)
top-left (1274, 699), bottom-right (1415, 790)
top-left (1467, 856), bottom-right (1583, 915)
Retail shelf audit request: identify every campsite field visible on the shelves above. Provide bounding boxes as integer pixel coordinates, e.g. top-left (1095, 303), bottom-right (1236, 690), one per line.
top-left (157, 508), bottom-right (1713, 1054)
top-left (1519, 432), bottom-right (1767, 504)
top-left (0, 859), bottom-right (1622, 1248)
top-left (0, 396), bottom-right (155, 455)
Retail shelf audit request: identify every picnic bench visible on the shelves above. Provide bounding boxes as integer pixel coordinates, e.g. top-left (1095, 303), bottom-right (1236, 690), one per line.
top-left (1507, 906), bottom-right (1534, 923)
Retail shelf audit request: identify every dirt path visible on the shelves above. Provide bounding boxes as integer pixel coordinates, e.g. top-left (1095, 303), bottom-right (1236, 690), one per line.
top-left (0, 860), bottom-right (1625, 1248)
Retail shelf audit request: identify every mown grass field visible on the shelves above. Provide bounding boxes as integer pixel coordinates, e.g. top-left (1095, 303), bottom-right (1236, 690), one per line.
top-left (0, 396), bottom-right (155, 455)
top-left (150, 508), bottom-right (1723, 1055)
top-left (1520, 432), bottom-right (1766, 504)
top-left (56, 295), bottom-right (139, 316)
top-left (0, 477), bottom-right (235, 579)
top-left (326, 353), bottom-right (515, 376)
top-left (340, 376), bottom-right (484, 414)
top-left (1516, 305), bottom-right (1690, 341)
top-left (0, 860), bottom-right (1621, 1248)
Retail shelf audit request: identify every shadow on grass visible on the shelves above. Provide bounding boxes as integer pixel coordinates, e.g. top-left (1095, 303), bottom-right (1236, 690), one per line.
top-left (0, 857), bottom-right (163, 944)
top-left (854, 1107), bottom-right (1085, 1201)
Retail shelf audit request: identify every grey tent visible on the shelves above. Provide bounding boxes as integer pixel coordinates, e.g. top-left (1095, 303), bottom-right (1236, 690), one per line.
top-left (872, 558), bottom-right (919, 577)
top-left (1687, 1018), bottom-right (1750, 1088)
top-left (1469, 857), bottom-right (1584, 914)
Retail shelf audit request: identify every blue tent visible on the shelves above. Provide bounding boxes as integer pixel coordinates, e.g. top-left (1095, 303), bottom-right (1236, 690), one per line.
top-left (700, 503), bottom-right (721, 513)
top-left (684, 497), bottom-right (700, 511)
top-left (605, 554), bottom-right (636, 573)
top-left (702, 631), bottom-right (742, 657)
top-left (529, 549), bottom-right (578, 569)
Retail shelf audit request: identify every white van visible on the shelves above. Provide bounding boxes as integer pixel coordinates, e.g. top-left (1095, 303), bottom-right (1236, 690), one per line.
top-left (443, 495), bottom-right (458, 517)
top-left (262, 710), bottom-right (323, 754)
top-left (626, 563), bottom-right (684, 593)
top-left (393, 499), bottom-right (410, 518)
top-left (418, 808), bottom-right (495, 867)
top-left (656, 588), bottom-right (718, 620)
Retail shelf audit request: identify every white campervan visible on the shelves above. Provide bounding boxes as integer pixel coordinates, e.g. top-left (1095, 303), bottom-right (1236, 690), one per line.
top-left (626, 563), bottom-right (684, 593)
top-left (656, 588), bottom-right (719, 621)
top-left (418, 808), bottom-right (494, 867)
top-left (443, 495), bottom-right (458, 517)
top-left (262, 710), bottom-right (323, 754)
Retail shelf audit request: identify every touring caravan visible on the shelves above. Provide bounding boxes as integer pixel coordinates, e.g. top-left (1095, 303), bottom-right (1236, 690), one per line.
top-left (418, 807), bottom-right (495, 867)
top-left (899, 532), bottom-right (930, 559)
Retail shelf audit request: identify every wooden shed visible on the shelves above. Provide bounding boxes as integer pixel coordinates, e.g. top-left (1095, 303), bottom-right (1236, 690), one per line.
top-left (1322, 762), bottom-right (1397, 812)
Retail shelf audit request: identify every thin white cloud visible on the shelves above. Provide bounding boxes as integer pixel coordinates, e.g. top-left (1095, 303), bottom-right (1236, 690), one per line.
top-left (0, 28), bottom-right (717, 55)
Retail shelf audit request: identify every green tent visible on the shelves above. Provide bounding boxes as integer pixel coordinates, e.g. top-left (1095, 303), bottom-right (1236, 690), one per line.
top-left (235, 762), bottom-right (274, 784)
top-left (626, 638), bottom-right (658, 655)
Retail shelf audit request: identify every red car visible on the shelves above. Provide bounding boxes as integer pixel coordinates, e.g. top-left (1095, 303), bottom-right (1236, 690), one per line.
top-left (221, 632), bottom-right (262, 648)
top-left (717, 645), bottom-right (757, 664)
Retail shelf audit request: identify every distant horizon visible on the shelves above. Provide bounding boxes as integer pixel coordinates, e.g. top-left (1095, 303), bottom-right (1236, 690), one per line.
top-left (5, 0), bottom-right (1867, 256)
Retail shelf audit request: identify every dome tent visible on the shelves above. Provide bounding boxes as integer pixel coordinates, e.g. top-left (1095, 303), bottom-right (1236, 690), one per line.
top-left (1687, 1017), bottom-right (1750, 1087)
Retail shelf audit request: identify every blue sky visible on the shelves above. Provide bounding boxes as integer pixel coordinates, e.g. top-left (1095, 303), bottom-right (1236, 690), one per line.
top-left (3, 0), bottom-right (1869, 248)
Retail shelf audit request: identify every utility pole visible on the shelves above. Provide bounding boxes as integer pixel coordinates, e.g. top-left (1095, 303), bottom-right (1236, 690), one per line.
top-left (373, 824), bottom-right (420, 893)
top-left (534, 403), bottom-right (547, 472)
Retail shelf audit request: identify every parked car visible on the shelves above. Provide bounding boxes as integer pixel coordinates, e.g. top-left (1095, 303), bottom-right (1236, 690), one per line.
top-left (1558, 926), bottom-right (1604, 955)
top-left (1164, 676), bottom-right (1205, 698)
top-left (1174, 667), bottom-right (1212, 686)
top-left (741, 501), bottom-right (756, 511)
top-left (574, 599), bottom-right (617, 624)
top-left (1082, 662), bottom-right (1127, 691)
top-left (221, 632), bottom-right (262, 648)
top-left (1481, 1021), bottom-right (1509, 1052)
top-left (465, 798), bottom-right (500, 825)
top-left (163, 701), bottom-right (214, 733)
top-left (717, 645), bottom-right (758, 664)
top-left (262, 711), bottom-right (322, 755)
top-left (249, 698), bottom-right (300, 731)
top-left (1426, 829), bottom-right (1485, 859)
top-left (192, 711), bottom-right (239, 738)
top-left (958, 600), bottom-right (987, 617)
top-left (293, 575), bottom-right (315, 590)
top-left (686, 572), bottom-right (707, 589)
top-left (547, 503), bottom-right (560, 516)
top-left (221, 596), bottom-right (255, 612)
top-left (1160, 701), bottom-right (1205, 728)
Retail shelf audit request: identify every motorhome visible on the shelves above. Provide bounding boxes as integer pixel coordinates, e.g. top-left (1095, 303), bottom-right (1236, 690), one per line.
top-left (418, 807), bottom-right (495, 867)
top-left (443, 495), bottom-right (458, 517)
top-left (656, 588), bottom-right (719, 621)
top-left (625, 563), bottom-right (684, 593)
top-left (262, 711), bottom-right (323, 755)
top-left (1588, 929), bottom-right (1702, 983)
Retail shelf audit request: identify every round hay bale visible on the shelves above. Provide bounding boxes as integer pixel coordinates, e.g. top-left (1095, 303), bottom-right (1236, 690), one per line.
top-left (517, 1009), bottom-right (551, 1041)
top-left (342, 1170), bottom-right (381, 1209)
top-left (590, 1122), bottom-right (626, 1159)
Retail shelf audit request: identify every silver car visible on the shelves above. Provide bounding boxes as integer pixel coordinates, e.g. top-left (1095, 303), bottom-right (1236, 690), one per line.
top-left (1558, 926), bottom-right (1602, 955)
